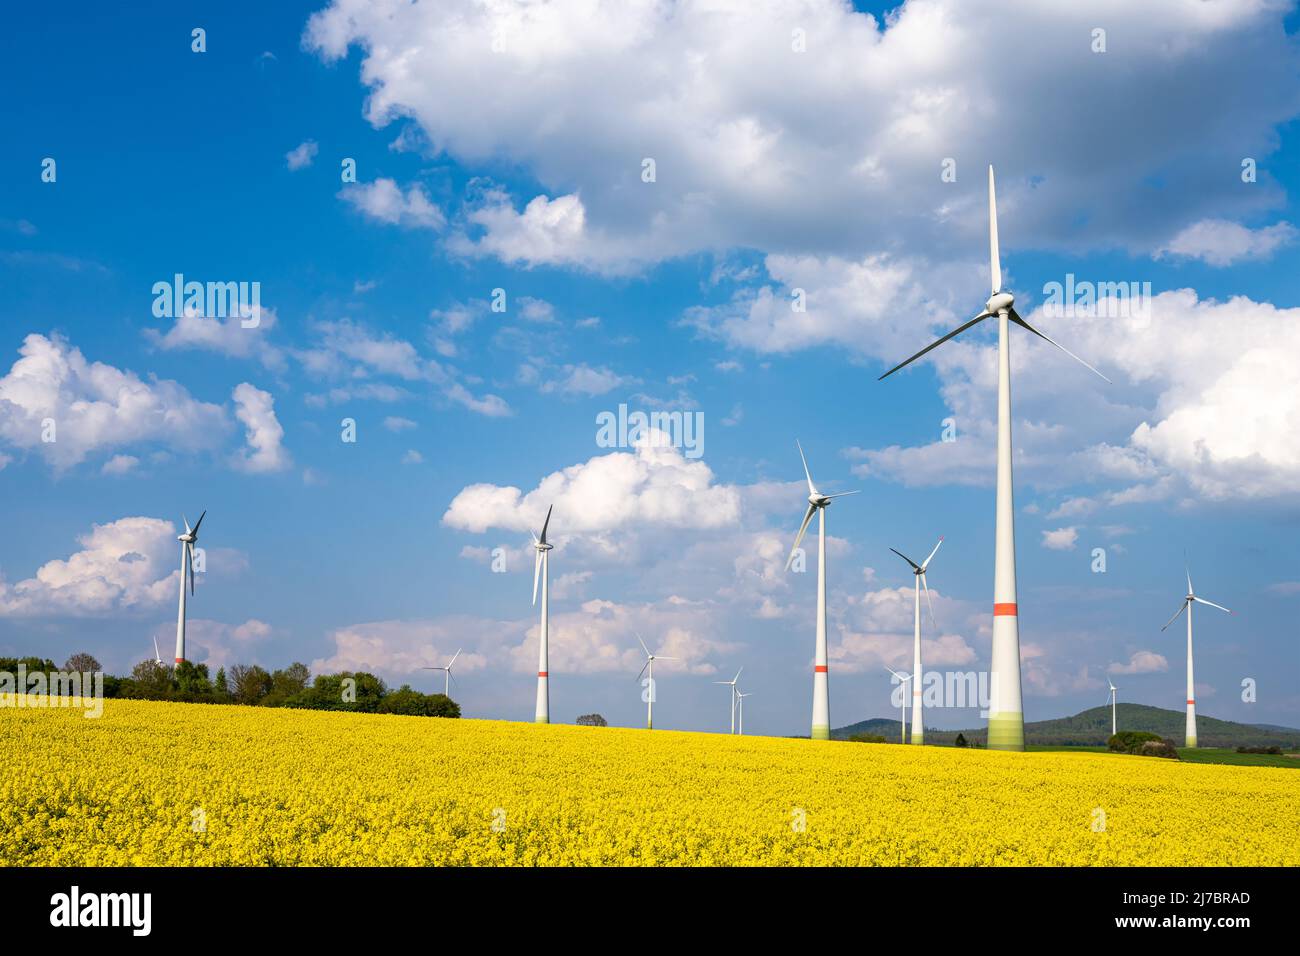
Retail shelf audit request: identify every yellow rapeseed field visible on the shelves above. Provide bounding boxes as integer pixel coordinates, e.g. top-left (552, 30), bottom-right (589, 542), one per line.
top-left (1, 698), bottom-right (1296, 866)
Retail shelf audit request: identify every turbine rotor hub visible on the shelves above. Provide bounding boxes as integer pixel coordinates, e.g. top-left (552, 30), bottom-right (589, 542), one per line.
top-left (986, 291), bottom-right (1014, 314)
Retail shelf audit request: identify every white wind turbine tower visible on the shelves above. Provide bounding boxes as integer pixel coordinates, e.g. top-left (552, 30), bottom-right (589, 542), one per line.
top-left (174, 511), bottom-right (205, 665)
top-left (736, 690), bottom-right (753, 736)
top-left (784, 440), bottom-right (858, 740)
top-left (886, 666), bottom-right (913, 744)
top-left (714, 667), bottom-right (743, 734)
top-left (1106, 677), bottom-right (1118, 737)
top-left (890, 537), bottom-right (943, 745)
top-left (1161, 563), bottom-right (1233, 748)
top-left (635, 633), bottom-right (679, 730)
top-left (531, 505), bottom-right (554, 724)
top-left (423, 648), bottom-right (462, 697)
top-left (879, 166), bottom-right (1108, 751)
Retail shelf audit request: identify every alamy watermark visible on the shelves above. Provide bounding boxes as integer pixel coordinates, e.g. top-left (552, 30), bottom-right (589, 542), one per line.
top-left (1041, 274), bottom-right (1151, 321)
top-left (0, 665), bottom-right (104, 718)
top-left (151, 274), bottom-right (261, 327)
top-left (595, 403), bottom-right (704, 459)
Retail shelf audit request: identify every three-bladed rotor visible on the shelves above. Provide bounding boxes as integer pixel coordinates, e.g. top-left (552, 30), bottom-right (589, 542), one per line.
top-left (178, 510), bottom-right (206, 596)
top-left (889, 537), bottom-right (943, 627)
top-left (878, 166), bottom-right (1109, 384)
top-left (531, 504), bottom-right (554, 606)
top-left (1161, 563), bottom-right (1233, 631)
top-left (784, 440), bottom-right (858, 571)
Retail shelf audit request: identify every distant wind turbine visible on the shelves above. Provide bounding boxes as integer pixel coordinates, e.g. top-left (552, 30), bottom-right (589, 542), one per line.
top-left (714, 667), bottom-right (743, 734)
top-left (174, 511), bottom-right (206, 665)
top-left (886, 666), bottom-right (912, 744)
top-left (879, 166), bottom-right (1108, 751)
top-left (423, 648), bottom-right (462, 697)
top-left (1161, 563), bottom-right (1233, 748)
top-left (1106, 677), bottom-right (1118, 737)
top-left (737, 690), bottom-right (753, 736)
top-left (531, 505), bottom-right (554, 724)
top-left (890, 537), bottom-right (943, 745)
top-left (635, 633), bottom-right (679, 730)
top-left (784, 440), bottom-right (858, 740)
top-left (152, 636), bottom-right (163, 666)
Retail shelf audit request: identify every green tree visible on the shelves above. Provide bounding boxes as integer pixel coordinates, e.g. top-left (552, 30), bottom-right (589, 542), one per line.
top-left (229, 664), bottom-right (273, 705)
top-left (955, 733), bottom-right (968, 748)
top-left (214, 667), bottom-right (229, 698)
top-left (377, 685), bottom-right (461, 718)
top-left (174, 661), bottom-right (212, 699)
top-left (64, 652), bottom-right (102, 673)
top-left (129, 660), bottom-right (173, 699)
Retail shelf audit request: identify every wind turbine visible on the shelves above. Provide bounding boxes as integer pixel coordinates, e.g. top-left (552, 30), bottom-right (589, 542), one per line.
top-left (423, 648), bottom-right (462, 697)
top-left (174, 511), bottom-right (205, 665)
top-left (1161, 563), bottom-right (1232, 748)
top-left (1105, 677), bottom-right (1118, 737)
top-left (784, 440), bottom-right (858, 740)
top-left (879, 166), bottom-right (1108, 751)
top-left (736, 690), bottom-right (753, 736)
top-left (635, 633), bottom-right (679, 730)
top-left (152, 636), bottom-right (163, 667)
top-left (889, 537), bottom-right (943, 745)
top-left (531, 505), bottom-right (553, 724)
top-left (886, 666), bottom-right (913, 744)
top-left (714, 667), bottom-right (743, 734)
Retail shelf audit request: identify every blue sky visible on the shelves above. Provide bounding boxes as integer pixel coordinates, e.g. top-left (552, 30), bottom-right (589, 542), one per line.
top-left (2, 0), bottom-right (1298, 735)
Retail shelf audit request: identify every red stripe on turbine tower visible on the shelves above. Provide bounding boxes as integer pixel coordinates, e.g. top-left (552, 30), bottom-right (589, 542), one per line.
top-left (175, 658), bottom-right (184, 664)
top-left (993, 603), bottom-right (1017, 616)
top-left (814, 665), bottom-right (828, 673)
top-left (1187, 699), bottom-right (1195, 705)
top-left (538, 671), bottom-right (548, 678)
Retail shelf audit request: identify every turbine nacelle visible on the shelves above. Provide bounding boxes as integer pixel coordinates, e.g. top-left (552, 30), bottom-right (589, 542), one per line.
top-left (985, 291), bottom-right (1014, 314)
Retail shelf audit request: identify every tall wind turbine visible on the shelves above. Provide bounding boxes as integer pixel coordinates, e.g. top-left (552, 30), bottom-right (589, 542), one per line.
top-left (423, 648), bottom-right (462, 697)
top-left (890, 537), bottom-right (943, 745)
top-left (714, 667), bottom-right (742, 734)
top-left (886, 666), bottom-right (912, 744)
top-left (1106, 677), bottom-right (1118, 737)
top-left (531, 505), bottom-right (553, 724)
top-left (174, 511), bottom-right (205, 665)
top-left (1161, 564), bottom-right (1232, 748)
top-left (635, 633), bottom-right (679, 730)
top-left (879, 166), bottom-right (1108, 751)
top-left (737, 690), bottom-right (753, 736)
top-left (784, 441), bottom-right (858, 740)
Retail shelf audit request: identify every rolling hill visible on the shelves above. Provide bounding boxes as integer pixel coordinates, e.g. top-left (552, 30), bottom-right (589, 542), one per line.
top-left (833, 704), bottom-right (1300, 748)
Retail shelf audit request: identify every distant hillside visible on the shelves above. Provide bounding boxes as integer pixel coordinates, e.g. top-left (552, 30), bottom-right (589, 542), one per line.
top-left (833, 705), bottom-right (1300, 748)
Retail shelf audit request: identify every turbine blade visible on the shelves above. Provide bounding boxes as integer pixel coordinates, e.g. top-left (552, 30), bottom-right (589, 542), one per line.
top-left (796, 440), bottom-right (816, 495)
top-left (988, 165), bottom-right (1001, 294)
top-left (182, 514), bottom-right (191, 535)
top-left (657, 656), bottom-right (680, 661)
top-left (532, 549), bottom-right (543, 606)
top-left (191, 510), bottom-right (206, 536)
top-left (921, 573), bottom-right (936, 629)
top-left (921, 536), bottom-right (944, 571)
top-left (153, 636), bottom-right (161, 661)
top-left (186, 542), bottom-right (195, 596)
top-left (636, 660), bottom-right (650, 682)
top-left (877, 312), bottom-right (992, 380)
top-left (1161, 600), bottom-right (1189, 632)
top-left (1193, 596), bottom-right (1233, 615)
top-left (539, 504), bottom-right (552, 545)
top-left (733, 667), bottom-right (743, 683)
top-left (823, 491), bottom-right (859, 499)
top-left (635, 632), bottom-right (651, 658)
top-left (785, 504), bottom-right (816, 571)
top-left (448, 648), bottom-right (462, 668)
top-left (1008, 308), bottom-right (1110, 383)
top-left (889, 547), bottom-right (921, 571)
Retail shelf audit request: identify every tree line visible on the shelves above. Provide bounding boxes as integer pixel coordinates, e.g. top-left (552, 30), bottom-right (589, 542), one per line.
top-left (0, 654), bottom-right (460, 718)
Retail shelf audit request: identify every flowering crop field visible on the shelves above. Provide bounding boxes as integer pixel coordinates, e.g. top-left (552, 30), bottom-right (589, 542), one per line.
top-left (2, 698), bottom-right (1296, 866)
